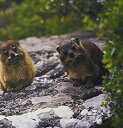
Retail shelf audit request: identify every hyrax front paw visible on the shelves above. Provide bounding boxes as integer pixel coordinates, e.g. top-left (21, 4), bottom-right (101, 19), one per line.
top-left (73, 80), bottom-right (85, 87)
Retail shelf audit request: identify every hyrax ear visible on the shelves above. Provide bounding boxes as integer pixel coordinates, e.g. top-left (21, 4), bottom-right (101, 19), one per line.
top-left (71, 37), bottom-right (80, 45)
top-left (16, 41), bottom-right (20, 46)
top-left (56, 46), bottom-right (61, 53)
top-left (14, 40), bottom-right (20, 46)
top-left (0, 43), bottom-right (1, 53)
top-left (0, 42), bottom-right (2, 48)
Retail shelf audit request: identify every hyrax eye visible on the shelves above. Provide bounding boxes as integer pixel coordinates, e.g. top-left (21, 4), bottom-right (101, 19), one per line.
top-left (12, 47), bottom-right (17, 52)
top-left (56, 47), bottom-right (60, 53)
top-left (4, 50), bottom-right (8, 56)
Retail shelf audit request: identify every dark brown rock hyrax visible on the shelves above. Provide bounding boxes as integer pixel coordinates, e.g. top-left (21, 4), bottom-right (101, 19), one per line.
top-left (56, 37), bottom-right (108, 86)
top-left (0, 40), bottom-right (36, 91)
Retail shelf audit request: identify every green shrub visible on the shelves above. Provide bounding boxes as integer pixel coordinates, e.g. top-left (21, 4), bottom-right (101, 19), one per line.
top-left (99, 0), bottom-right (123, 127)
top-left (0, 0), bottom-right (103, 40)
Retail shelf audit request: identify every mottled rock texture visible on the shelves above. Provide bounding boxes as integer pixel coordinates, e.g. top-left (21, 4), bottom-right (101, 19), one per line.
top-left (0, 30), bottom-right (111, 128)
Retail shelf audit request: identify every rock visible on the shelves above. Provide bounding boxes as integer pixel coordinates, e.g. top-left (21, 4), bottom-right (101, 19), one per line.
top-left (0, 31), bottom-right (111, 128)
top-left (54, 106), bottom-right (74, 118)
top-left (60, 118), bottom-right (79, 128)
top-left (83, 94), bottom-right (106, 109)
top-left (75, 120), bottom-right (90, 128)
top-left (81, 109), bottom-right (88, 116)
top-left (0, 118), bottom-right (15, 128)
top-left (96, 117), bottom-right (103, 125)
top-left (36, 119), bottom-right (60, 128)
top-left (29, 96), bottom-right (53, 104)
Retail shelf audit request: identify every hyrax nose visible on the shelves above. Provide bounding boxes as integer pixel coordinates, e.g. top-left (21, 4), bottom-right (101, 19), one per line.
top-left (68, 52), bottom-right (75, 58)
top-left (10, 52), bottom-right (17, 58)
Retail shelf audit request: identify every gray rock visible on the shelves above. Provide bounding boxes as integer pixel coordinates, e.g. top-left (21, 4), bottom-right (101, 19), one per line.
top-left (65, 122), bottom-right (77, 128)
top-left (29, 96), bottom-right (53, 104)
top-left (0, 118), bottom-right (15, 128)
top-left (75, 120), bottom-right (90, 128)
top-left (60, 118), bottom-right (79, 128)
top-left (81, 109), bottom-right (88, 116)
top-left (96, 117), bottom-right (103, 125)
top-left (83, 94), bottom-right (106, 109)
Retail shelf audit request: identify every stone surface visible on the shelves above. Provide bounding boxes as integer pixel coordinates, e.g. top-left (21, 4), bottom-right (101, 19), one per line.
top-left (0, 30), bottom-right (111, 128)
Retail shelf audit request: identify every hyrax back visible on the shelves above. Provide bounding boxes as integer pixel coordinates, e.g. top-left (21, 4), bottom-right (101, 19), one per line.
top-left (0, 40), bottom-right (36, 91)
top-left (56, 37), bottom-right (108, 86)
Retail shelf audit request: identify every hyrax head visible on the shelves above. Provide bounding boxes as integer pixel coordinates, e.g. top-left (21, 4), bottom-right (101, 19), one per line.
top-left (56, 37), bottom-right (86, 63)
top-left (0, 40), bottom-right (25, 65)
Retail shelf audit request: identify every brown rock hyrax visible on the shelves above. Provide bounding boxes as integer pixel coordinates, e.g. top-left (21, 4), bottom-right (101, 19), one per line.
top-left (56, 37), bottom-right (108, 86)
top-left (0, 40), bottom-right (36, 91)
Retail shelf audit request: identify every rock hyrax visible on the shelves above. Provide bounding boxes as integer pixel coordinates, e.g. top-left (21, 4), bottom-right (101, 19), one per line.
top-left (0, 40), bottom-right (36, 91)
top-left (56, 37), bottom-right (108, 86)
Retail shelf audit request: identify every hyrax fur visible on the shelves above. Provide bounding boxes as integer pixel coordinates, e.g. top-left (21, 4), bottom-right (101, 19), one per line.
top-left (56, 37), bottom-right (108, 86)
top-left (0, 40), bottom-right (36, 91)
